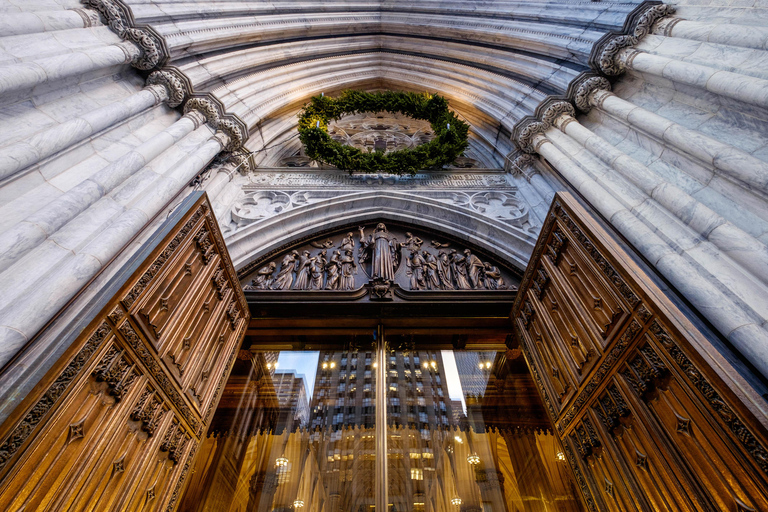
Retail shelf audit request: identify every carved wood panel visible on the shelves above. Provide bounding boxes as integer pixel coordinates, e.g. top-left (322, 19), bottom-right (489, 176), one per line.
top-left (512, 192), bottom-right (768, 512)
top-left (0, 193), bottom-right (249, 512)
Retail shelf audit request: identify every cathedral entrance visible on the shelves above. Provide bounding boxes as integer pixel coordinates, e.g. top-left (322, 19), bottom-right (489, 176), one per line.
top-left (3, 192), bottom-right (768, 511)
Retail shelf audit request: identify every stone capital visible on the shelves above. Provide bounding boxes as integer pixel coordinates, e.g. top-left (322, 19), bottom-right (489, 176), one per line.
top-left (516, 121), bottom-right (548, 154)
top-left (573, 76), bottom-right (611, 113)
top-left (542, 101), bottom-right (575, 127)
top-left (184, 97), bottom-right (221, 127)
top-left (147, 70), bottom-right (188, 107)
top-left (82, 0), bottom-right (167, 70)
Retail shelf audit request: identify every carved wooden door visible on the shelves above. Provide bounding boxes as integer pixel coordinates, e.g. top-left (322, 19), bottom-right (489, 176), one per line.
top-left (0, 192), bottom-right (249, 512)
top-left (512, 192), bottom-right (768, 511)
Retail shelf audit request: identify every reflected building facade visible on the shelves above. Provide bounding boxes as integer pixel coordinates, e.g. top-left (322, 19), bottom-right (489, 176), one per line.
top-left (178, 347), bottom-right (583, 512)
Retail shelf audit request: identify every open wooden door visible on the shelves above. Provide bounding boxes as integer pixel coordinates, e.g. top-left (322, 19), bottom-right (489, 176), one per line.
top-left (0, 192), bottom-right (250, 511)
top-left (512, 192), bottom-right (768, 511)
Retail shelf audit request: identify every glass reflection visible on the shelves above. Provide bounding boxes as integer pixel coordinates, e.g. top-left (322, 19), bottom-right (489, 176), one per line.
top-left (386, 349), bottom-right (583, 512)
top-left (178, 346), bottom-right (583, 512)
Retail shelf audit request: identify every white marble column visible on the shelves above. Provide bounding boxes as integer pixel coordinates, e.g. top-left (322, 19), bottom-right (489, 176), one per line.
top-left (652, 17), bottom-right (768, 53)
top-left (0, 84), bottom-right (169, 181)
top-left (617, 47), bottom-right (768, 110)
top-left (589, 89), bottom-right (768, 193)
top-left (0, 41), bottom-right (140, 98)
top-left (0, 111), bottom-right (206, 272)
top-left (0, 128), bottom-right (229, 369)
top-left (552, 112), bottom-right (768, 285)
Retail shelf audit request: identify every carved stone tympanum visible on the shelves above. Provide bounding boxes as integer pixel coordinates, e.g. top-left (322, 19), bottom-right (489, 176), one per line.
top-left (241, 222), bottom-right (519, 297)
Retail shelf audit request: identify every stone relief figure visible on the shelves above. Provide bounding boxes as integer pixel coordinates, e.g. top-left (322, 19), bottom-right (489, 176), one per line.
top-left (465, 249), bottom-right (485, 289)
top-left (450, 249), bottom-right (472, 290)
top-left (423, 251), bottom-right (441, 290)
top-left (325, 250), bottom-right (341, 290)
top-left (406, 251), bottom-right (427, 290)
top-left (245, 262), bottom-right (276, 290)
top-left (340, 250), bottom-right (358, 290)
top-left (249, 228), bottom-right (509, 293)
top-left (483, 262), bottom-right (506, 290)
top-left (340, 232), bottom-right (355, 253)
top-left (310, 250), bottom-right (327, 290)
top-left (293, 250), bottom-right (314, 290)
top-left (404, 232), bottom-right (423, 252)
top-left (359, 223), bottom-right (401, 282)
top-left (271, 251), bottom-right (299, 290)
top-left (437, 250), bottom-right (455, 290)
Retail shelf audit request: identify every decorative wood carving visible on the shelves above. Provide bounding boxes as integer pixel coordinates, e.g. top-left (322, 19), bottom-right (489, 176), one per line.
top-left (0, 193), bottom-right (249, 511)
top-left (512, 192), bottom-right (768, 511)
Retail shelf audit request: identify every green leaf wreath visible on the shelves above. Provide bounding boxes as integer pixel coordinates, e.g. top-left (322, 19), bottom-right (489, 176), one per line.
top-left (297, 90), bottom-right (469, 175)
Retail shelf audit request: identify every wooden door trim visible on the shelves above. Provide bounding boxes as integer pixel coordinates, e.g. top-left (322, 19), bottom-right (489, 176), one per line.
top-left (512, 192), bottom-right (768, 511)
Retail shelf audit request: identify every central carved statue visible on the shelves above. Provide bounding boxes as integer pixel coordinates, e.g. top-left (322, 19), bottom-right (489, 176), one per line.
top-left (358, 223), bottom-right (402, 282)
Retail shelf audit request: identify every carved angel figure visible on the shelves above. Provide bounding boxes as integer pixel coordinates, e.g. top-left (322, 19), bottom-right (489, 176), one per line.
top-left (271, 251), bottom-right (299, 290)
top-left (358, 223), bottom-right (401, 282)
top-left (404, 232), bottom-right (424, 252)
top-left (246, 262), bottom-right (276, 290)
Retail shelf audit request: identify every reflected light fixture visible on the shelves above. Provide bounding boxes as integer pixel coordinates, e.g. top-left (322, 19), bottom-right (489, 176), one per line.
top-left (451, 497), bottom-right (462, 506)
top-left (293, 499), bottom-right (305, 508)
top-left (322, 362), bottom-right (328, 369)
top-left (330, 362), bottom-right (336, 368)
top-left (423, 362), bottom-right (429, 369)
top-left (556, 451), bottom-right (566, 462)
top-left (485, 361), bottom-right (491, 369)
top-left (276, 457), bottom-right (289, 467)
top-left (454, 436), bottom-right (463, 444)
top-left (467, 453), bottom-right (480, 465)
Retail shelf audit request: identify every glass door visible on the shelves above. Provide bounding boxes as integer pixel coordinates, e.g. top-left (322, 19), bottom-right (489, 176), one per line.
top-left (385, 346), bottom-right (584, 512)
top-left (177, 331), bottom-right (583, 512)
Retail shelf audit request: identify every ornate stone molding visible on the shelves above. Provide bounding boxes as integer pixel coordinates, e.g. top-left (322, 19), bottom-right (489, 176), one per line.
top-left (182, 96), bottom-right (248, 152)
top-left (633, 4), bottom-right (676, 39)
top-left (509, 153), bottom-right (536, 180)
top-left (183, 97), bottom-right (220, 126)
top-left (516, 120), bottom-right (548, 154)
top-left (542, 101), bottom-right (576, 131)
top-left (573, 76), bottom-right (611, 113)
top-left (81, 0), bottom-right (167, 70)
top-left (541, 101), bottom-right (575, 126)
top-left (224, 149), bottom-right (253, 175)
top-left (595, 4), bottom-right (676, 76)
top-left (147, 70), bottom-right (188, 108)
